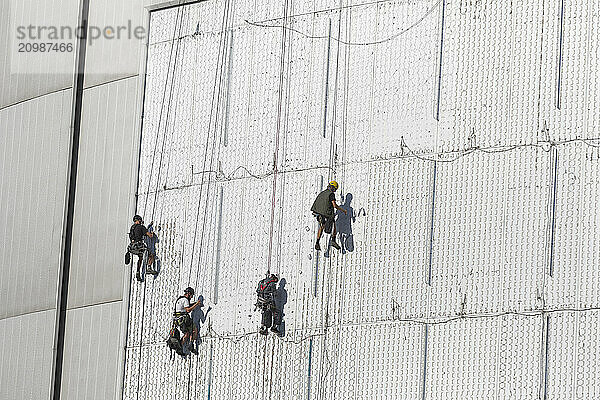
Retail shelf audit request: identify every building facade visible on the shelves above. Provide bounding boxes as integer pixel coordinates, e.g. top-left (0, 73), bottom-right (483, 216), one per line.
top-left (1, 0), bottom-right (599, 399)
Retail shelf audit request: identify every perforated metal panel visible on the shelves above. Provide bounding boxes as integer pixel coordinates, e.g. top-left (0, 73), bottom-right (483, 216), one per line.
top-left (122, 1), bottom-right (600, 399)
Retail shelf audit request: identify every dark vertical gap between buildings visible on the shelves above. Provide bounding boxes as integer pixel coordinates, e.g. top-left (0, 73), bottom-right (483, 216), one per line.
top-left (119, 9), bottom-right (153, 400)
top-left (51, 0), bottom-right (90, 398)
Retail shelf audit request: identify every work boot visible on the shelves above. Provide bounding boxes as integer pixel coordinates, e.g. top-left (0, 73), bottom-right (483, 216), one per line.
top-left (136, 272), bottom-right (143, 282)
top-left (270, 326), bottom-right (280, 335)
top-left (190, 345), bottom-right (198, 355)
top-left (331, 240), bottom-right (341, 250)
top-left (259, 326), bottom-right (268, 336)
top-left (125, 252), bottom-right (131, 265)
top-left (315, 241), bottom-right (321, 251)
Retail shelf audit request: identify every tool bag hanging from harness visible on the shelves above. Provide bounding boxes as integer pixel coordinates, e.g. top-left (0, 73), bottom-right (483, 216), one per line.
top-left (128, 224), bottom-right (148, 256)
top-left (166, 296), bottom-right (188, 357)
top-left (127, 241), bottom-right (147, 256)
top-left (166, 326), bottom-right (184, 357)
top-left (255, 277), bottom-right (277, 311)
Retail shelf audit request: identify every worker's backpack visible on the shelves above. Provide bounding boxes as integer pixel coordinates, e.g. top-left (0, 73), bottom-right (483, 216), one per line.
top-left (166, 327), bottom-right (184, 357)
top-left (256, 277), bottom-right (277, 310)
top-left (127, 241), bottom-right (146, 256)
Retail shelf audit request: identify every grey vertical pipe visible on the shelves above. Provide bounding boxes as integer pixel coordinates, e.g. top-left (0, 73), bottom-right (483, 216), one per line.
top-left (214, 187), bottom-right (224, 304)
top-left (549, 147), bottom-right (559, 277)
top-left (427, 161), bottom-right (438, 285)
top-left (222, 31), bottom-right (234, 147)
top-left (313, 176), bottom-right (324, 296)
top-left (542, 315), bottom-right (551, 400)
top-left (207, 343), bottom-right (214, 400)
top-left (306, 338), bottom-right (314, 400)
top-left (322, 19), bottom-right (332, 138)
top-left (421, 324), bottom-right (429, 400)
top-left (51, 0), bottom-right (90, 398)
top-left (556, 0), bottom-right (566, 109)
top-left (435, 0), bottom-right (447, 121)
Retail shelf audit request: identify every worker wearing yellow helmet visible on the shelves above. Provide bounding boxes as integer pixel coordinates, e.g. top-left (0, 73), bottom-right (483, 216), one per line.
top-left (310, 180), bottom-right (347, 251)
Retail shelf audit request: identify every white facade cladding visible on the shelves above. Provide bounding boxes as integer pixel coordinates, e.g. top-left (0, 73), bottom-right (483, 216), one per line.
top-left (1, 0), bottom-right (599, 399)
top-left (123, 1), bottom-right (600, 399)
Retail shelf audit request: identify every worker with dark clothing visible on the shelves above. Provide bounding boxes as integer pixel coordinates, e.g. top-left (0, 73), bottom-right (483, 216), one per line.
top-left (125, 215), bottom-right (153, 282)
top-left (311, 180), bottom-right (347, 251)
top-left (173, 287), bottom-right (201, 354)
top-left (256, 274), bottom-right (282, 335)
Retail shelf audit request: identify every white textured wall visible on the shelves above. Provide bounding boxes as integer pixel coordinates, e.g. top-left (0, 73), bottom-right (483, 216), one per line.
top-left (0, 88), bottom-right (72, 400)
top-left (0, 0), bottom-right (145, 399)
top-left (123, 0), bottom-right (600, 399)
top-left (0, 0), bottom-right (78, 108)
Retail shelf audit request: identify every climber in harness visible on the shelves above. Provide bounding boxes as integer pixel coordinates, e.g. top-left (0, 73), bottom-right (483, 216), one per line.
top-left (311, 180), bottom-right (347, 251)
top-left (144, 222), bottom-right (159, 276)
top-left (255, 274), bottom-right (282, 335)
top-left (124, 215), bottom-right (153, 282)
top-left (171, 287), bottom-right (201, 355)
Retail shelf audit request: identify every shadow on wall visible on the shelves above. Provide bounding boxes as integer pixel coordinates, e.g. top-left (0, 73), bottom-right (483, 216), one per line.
top-left (276, 278), bottom-right (288, 336)
top-left (336, 193), bottom-right (356, 253)
top-left (191, 295), bottom-right (211, 339)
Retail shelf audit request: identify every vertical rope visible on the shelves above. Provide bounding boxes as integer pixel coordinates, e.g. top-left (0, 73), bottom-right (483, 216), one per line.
top-left (266, 0), bottom-right (291, 276)
top-left (187, 2), bottom-right (233, 399)
top-left (135, 8), bottom-right (184, 400)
